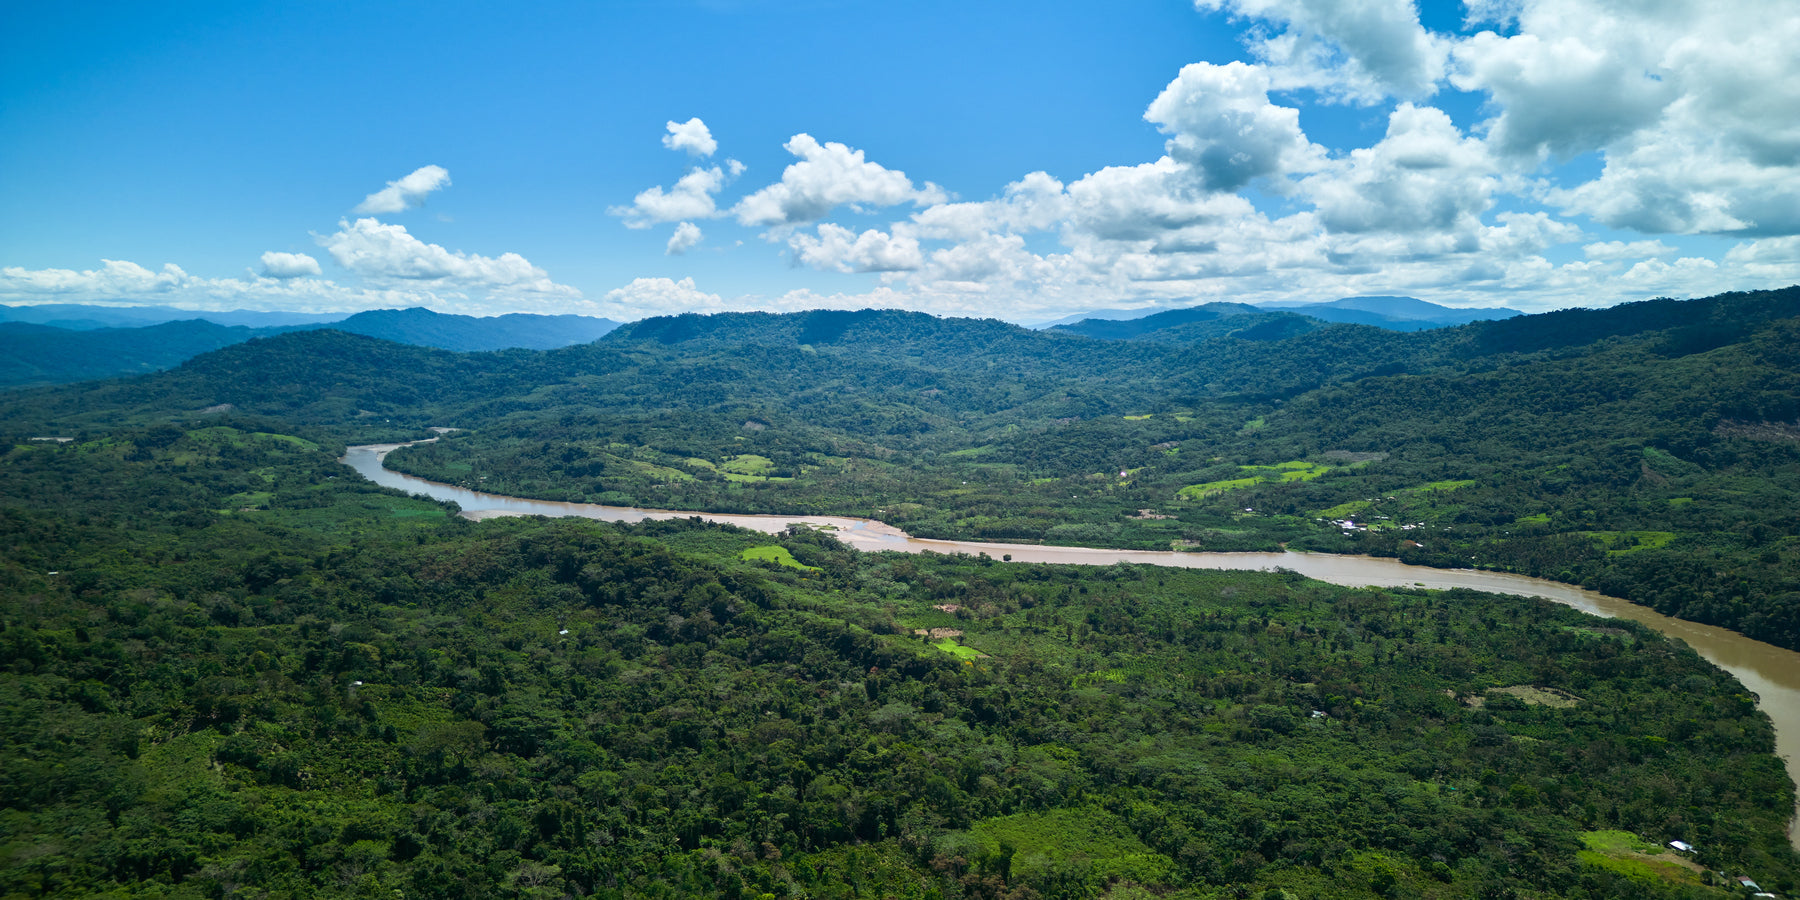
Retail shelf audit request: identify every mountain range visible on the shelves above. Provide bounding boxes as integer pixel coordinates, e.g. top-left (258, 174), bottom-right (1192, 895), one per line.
top-left (0, 306), bottom-right (619, 387)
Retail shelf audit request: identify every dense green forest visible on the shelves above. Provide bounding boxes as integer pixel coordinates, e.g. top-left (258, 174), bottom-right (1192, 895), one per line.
top-left (10, 289), bottom-right (1790, 652)
top-left (2, 423), bottom-right (1796, 898)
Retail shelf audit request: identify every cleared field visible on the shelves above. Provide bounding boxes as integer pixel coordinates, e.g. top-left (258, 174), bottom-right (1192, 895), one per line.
top-left (737, 545), bottom-right (819, 570)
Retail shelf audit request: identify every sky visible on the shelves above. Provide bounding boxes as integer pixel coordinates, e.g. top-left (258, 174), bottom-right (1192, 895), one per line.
top-left (3, 0), bottom-right (1799, 322)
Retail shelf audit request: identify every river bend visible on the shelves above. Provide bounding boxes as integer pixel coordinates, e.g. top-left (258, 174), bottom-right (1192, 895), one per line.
top-left (342, 442), bottom-right (1800, 846)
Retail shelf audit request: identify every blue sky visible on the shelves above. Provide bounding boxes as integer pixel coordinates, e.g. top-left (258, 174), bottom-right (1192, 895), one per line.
top-left (4, 0), bottom-right (1798, 321)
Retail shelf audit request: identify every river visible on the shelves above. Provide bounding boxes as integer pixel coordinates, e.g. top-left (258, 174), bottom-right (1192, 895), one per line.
top-left (342, 441), bottom-right (1800, 847)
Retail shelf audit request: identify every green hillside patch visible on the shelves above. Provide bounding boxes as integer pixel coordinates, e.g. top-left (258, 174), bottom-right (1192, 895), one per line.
top-left (718, 453), bottom-right (793, 482)
top-left (1577, 831), bottom-right (1705, 886)
top-left (1179, 460), bottom-right (1330, 499)
top-left (1419, 479), bottom-right (1477, 492)
top-left (932, 637), bottom-right (984, 660)
top-left (1316, 500), bottom-right (1372, 519)
top-left (1586, 531), bottom-right (1678, 555)
top-left (967, 807), bottom-right (1174, 889)
top-left (737, 544), bottom-right (819, 571)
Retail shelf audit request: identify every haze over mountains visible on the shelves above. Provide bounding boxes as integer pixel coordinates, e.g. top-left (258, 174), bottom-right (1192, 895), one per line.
top-left (0, 297), bottom-right (1506, 389)
top-left (4, 286), bottom-right (1800, 897)
top-left (0, 306), bottom-right (621, 387)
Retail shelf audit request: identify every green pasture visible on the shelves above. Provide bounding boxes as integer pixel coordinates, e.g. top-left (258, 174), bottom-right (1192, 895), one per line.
top-left (738, 545), bottom-right (819, 571)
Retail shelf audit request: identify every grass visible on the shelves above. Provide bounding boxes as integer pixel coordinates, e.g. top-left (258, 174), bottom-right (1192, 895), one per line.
top-left (1421, 479), bottom-right (1477, 491)
top-left (1316, 500), bottom-right (1372, 519)
top-left (1585, 531), bottom-right (1679, 555)
top-left (1178, 461), bottom-right (1331, 499)
top-left (719, 454), bottom-right (794, 482)
top-left (738, 545), bottom-right (820, 571)
top-left (1576, 831), bottom-right (1703, 886)
top-left (968, 807), bottom-right (1174, 888)
top-left (932, 638), bottom-right (983, 660)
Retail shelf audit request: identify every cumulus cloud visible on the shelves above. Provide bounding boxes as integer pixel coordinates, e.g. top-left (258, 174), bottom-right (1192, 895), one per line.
top-left (1301, 103), bottom-right (1496, 236)
top-left (1200, 0), bottom-right (1449, 102)
top-left (0, 259), bottom-right (189, 296)
top-left (789, 224), bottom-right (924, 273)
top-left (1583, 239), bottom-right (1676, 261)
top-left (611, 165), bottom-right (737, 228)
top-left (663, 118), bottom-right (718, 157)
top-left (909, 172), bottom-right (1069, 241)
top-left (353, 165), bottom-right (451, 215)
top-left (733, 134), bottom-right (946, 227)
top-left (666, 222), bottom-right (703, 255)
top-left (602, 276), bottom-right (725, 316)
top-left (259, 251), bottom-right (322, 279)
top-left (1457, 0), bottom-right (1800, 235)
top-left (1144, 61), bottom-right (1323, 192)
top-left (319, 218), bottom-right (576, 295)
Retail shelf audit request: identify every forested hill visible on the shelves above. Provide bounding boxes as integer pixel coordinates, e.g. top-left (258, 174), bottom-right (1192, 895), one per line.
top-left (0, 307), bottom-right (621, 389)
top-left (0, 319), bottom-right (279, 388)
top-left (3, 288), bottom-right (1800, 653)
top-left (324, 306), bottom-right (620, 352)
top-left (3, 425), bottom-right (1793, 897)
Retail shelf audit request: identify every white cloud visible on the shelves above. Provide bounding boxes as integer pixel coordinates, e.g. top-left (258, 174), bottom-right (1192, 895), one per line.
top-left (1583, 239), bottom-right (1675, 261)
top-left (1301, 103), bottom-right (1496, 236)
top-left (1063, 157), bottom-right (1261, 241)
top-left (789, 224), bottom-right (924, 273)
top-left (0, 259), bottom-right (189, 296)
top-left (1200, 0), bottom-right (1449, 102)
top-left (1456, 0), bottom-right (1800, 235)
top-left (602, 276), bottom-right (725, 316)
top-left (353, 165), bottom-right (451, 215)
top-left (1144, 61), bottom-right (1323, 192)
top-left (666, 222), bottom-right (703, 255)
top-left (1724, 236), bottom-right (1800, 281)
top-left (319, 218), bottom-right (576, 295)
top-left (733, 134), bottom-right (947, 227)
top-left (662, 117), bottom-right (718, 157)
top-left (909, 171), bottom-right (1069, 241)
top-left (259, 251), bottom-right (322, 279)
top-left (610, 165), bottom-right (736, 228)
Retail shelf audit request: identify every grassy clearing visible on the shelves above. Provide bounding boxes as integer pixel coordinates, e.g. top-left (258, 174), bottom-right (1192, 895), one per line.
top-left (967, 807), bottom-right (1174, 888)
top-left (737, 545), bottom-right (820, 571)
top-left (932, 638), bottom-right (984, 660)
top-left (1123, 414), bottom-right (1153, 421)
top-left (1577, 831), bottom-right (1704, 886)
top-left (718, 453), bottom-right (793, 482)
top-left (1421, 479), bottom-right (1478, 491)
top-left (1585, 531), bottom-right (1679, 555)
top-left (1178, 460), bottom-right (1331, 499)
top-left (1177, 476), bottom-right (1263, 499)
top-left (721, 454), bottom-right (774, 475)
top-left (1316, 500), bottom-right (1372, 519)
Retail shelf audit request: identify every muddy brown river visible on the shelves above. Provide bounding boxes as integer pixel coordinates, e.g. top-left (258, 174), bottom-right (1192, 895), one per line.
top-left (343, 442), bottom-right (1800, 846)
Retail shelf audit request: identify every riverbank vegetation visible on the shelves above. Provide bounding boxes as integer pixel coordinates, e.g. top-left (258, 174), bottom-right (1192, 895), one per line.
top-left (2, 424), bottom-right (1796, 897)
top-left (13, 288), bottom-right (1788, 651)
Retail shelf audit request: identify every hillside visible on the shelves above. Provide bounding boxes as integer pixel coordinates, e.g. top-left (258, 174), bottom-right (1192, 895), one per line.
top-left (0, 319), bottom-right (282, 388)
top-left (325, 306), bottom-right (619, 352)
top-left (0, 308), bottom-right (621, 389)
top-left (3, 289), bottom-right (1799, 657)
top-left (0, 423), bottom-right (1793, 898)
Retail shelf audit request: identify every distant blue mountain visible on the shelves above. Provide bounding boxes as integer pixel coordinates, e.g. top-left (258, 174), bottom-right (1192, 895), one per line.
top-left (0, 306), bottom-right (622, 388)
top-left (1259, 296), bottom-right (1521, 330)
top-left (1037, 296), bottom-right (1520, 335)
top-left (0, 303), bottom-right (348, 330)
top-left (321, 307), bottom-right (619, 352)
